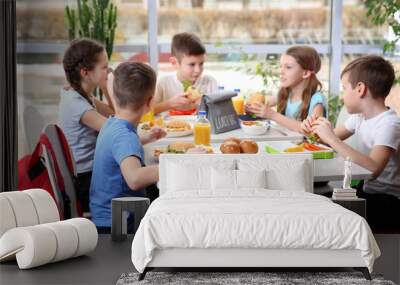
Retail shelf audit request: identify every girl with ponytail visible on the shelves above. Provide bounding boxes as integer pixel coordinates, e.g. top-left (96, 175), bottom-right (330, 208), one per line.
top-left (246, 45), bottom-right (327, 132)
top-left (59, 38), bottom-right (114, 213)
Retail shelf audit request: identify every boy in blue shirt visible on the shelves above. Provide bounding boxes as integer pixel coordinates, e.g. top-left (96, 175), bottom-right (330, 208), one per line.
top-left (90, 62), bottom-right (166, 232)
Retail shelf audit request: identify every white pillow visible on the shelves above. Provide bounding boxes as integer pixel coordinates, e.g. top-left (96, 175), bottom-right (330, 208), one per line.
top-left (211, 169), bottom-right (267, 191)
top-left (236, 169), bottom-right (267, 189)
top-left (167, 160), bottom-right (235, 192)
top-left (211, 168), bottom-right (236, 190)
top-left (237, 158), bottom-right (311, 192)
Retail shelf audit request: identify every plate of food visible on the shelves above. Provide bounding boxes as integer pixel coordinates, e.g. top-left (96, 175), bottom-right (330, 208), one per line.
top-left (263, 140), bottom-right (334, 159)
top-left (165, 120), bottom-right (193, 137)
top-left (153, 141), bottom-right (213, 160)
top-left (239, 120), bottom-right (270, 135)
top-left (219, 137), bottom-right (259, 154)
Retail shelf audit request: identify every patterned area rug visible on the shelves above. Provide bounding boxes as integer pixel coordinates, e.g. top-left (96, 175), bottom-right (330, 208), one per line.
top-left (117, 271), bottom-right (395, 285)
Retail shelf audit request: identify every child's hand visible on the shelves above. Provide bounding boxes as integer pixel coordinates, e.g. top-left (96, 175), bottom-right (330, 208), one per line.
top-left (145, 126), bottom-right (166, 144)
top-left (301, 114), bottom-right (318, 135)
top-left (168, 93), bottom-right (191, 108)
top-left (311, 117), bottom-right (336, 144)
top-left (245, 102), bottom-right (274, 119)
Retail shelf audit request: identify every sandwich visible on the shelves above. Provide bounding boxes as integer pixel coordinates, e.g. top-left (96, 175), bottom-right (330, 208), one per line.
top-left (186, 86), bottom-right (203, 101)
top-left (165, 120), bottom-right (191, 132)
top-left (167, 142), bottom-right (196, 153)
top-left (248, 92), bottom-right (265, 105)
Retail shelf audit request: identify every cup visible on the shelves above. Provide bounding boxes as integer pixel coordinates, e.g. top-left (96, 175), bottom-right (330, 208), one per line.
top-left (232, 96), bottom-right (245, 115)
top-left (140, 109), bottom-right (155, 123)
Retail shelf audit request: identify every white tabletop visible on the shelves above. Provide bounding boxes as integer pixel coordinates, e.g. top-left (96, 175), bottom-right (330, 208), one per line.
top-left (144, 143), bottom-right (372, 183)
top-left (313, 156), bottom-right (372, 182)
top-left (142, 126), bottom-right (302, 145)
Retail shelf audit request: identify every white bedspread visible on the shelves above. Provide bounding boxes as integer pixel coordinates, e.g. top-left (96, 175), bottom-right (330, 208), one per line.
top-left (131, 190), bottom-right (380, 273)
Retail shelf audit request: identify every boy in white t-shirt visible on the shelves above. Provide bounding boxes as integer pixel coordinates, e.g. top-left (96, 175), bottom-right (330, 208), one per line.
top-left (154, 32), bottom-right (218, 115)
top-left (302, 55), bottom-right (400, 231)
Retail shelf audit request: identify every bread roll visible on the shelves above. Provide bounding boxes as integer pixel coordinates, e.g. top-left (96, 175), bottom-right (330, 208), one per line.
top-left (224, 137), bottom-right (241, 145)
top-left (240, 140), bottom-right (259, 153)
top-left (220, 141), bottom-right (241, 154)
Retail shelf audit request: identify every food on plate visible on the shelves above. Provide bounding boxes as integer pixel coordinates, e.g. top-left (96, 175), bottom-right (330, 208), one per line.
top-left (224, 137), bottom-right (241, 145)
top-left (283, 146), bottom-right (305, 153)
top-left (153, 142), bottom-right (211, 158)
top-left (306, 132), bottom-right (320, 143)
top-left (300, 142), bottom-right (328, 151)
top-left (186, 86), bottom-right (203, 101)
top-left (220, 141), bottom-right (241, 154)
top-left (247, 92), bottom-right (265, 105)
top-left (186, 146), bottom-right (214, 154)
top-left (140, 121), bottom-right (154, 131)
top-left (165, 120), bottom-right (191, 132)
top-left (239, 140), bottom-right (259, 153)
top-left (220, 137), bottom-right (259, 154)
top-left (153, 147), bottom-right (165, 158)
top-left (167, 141), bottom-right (195, 153)
top-left (241, 120), bottom-right (263, 126)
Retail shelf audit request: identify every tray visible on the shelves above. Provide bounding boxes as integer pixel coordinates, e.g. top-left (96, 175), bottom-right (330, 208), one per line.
top-left (263, 141), bottom-right (334, 159)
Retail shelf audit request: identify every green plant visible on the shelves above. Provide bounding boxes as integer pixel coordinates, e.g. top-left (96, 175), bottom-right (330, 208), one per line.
top-left (365, 0), bottom-right (400, 54)
top-left (364, 0), bottom-right (400, 83)
top-left (327, 94), bottom-right (344, 127)
top-left (235, 51), bottom-right (280, 95)
top-left (65, 0), bottom-right (117, 60)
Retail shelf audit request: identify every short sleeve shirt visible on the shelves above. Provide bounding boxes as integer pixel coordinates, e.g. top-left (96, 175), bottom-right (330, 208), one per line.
top-left (58, 88), bottom-right (97, 173)
top-left (154, 73), bottom-right (218, 110)
top-left (284, 91), bottom-right (327, 119)
top-left (90, 116), bottom-right (145, 227)
top-left (344, 109), bottom-right (400, 197)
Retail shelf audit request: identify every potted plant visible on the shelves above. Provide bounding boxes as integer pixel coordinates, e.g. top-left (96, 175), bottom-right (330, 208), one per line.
top-left (65, 0), bottom-right (117, 61)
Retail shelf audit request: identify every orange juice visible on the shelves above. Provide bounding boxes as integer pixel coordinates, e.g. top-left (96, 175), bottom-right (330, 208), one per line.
top-left (194, 110), bottom-right (211, 146)
top-left (194, 123), bottom-right (211, 146)
top-left (140, 109), bottom-right (154, 123)
top-left (232, 96), bottom-right (244, 115)
top-left (154, 115), bottom-right (164, 127)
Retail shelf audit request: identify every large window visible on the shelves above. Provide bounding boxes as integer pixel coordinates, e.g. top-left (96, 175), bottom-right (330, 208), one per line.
top-left (16, 0), bottom-right (399, 158)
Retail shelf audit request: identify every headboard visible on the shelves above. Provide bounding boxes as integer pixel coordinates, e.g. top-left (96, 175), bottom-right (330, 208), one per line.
top-left (159, 153), bottom-right (314, 195)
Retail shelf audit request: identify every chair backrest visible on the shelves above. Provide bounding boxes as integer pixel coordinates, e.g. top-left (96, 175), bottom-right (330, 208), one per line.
top-left (159, 153), bottom-right (314, 195)
top-left (23, 105), bottom-right (45, 153)
top-left (42, 124), bottom-right (79, 218)
top-left (41, 145), bottom-right (64, 216)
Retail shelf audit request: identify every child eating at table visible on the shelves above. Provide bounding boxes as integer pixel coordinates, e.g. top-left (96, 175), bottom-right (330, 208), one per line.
top-left (59, 39), bottom-right (114, 213)
top-left (302, 55), bottom-right (400, 231)
top-left (154, 32), bottom-right (218, 115)
top-left (90, 62), bottom-right (166, 233)
top-left (245, 45), bottom-right (327, 132)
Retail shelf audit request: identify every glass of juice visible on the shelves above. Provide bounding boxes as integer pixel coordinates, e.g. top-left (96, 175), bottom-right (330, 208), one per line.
top-left (232, 96), bottom-right (244, 115)
top-left (140, 109), bottom-right (155, 123)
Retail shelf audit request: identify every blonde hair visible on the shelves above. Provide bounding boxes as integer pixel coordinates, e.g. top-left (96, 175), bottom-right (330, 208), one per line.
top-left (277, 46), bottom-right (323, 121)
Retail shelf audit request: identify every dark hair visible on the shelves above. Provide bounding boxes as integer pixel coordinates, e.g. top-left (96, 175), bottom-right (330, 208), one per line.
top-left (113, 62), bottom-right (157, 110)
top-left (171, 32), bottom-right (206, 61)
top-left (341, 55), bottom-right (395, 99)
top-left (62, 38), bottom-right (105, 103)
top-left (277, 45), bottom-right (323, 121)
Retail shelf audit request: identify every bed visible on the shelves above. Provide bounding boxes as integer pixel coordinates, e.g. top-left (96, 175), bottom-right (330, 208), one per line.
top-left (131, 154), bottom-right (380, 280)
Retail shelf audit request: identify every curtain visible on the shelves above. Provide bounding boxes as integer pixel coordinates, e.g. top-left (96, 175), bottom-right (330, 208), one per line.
top-left (0, 0), bottom-right (17, 192)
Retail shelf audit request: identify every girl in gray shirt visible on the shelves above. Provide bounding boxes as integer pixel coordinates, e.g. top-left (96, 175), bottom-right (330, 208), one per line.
top-left (59, 39), bottom-right (114, 212)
